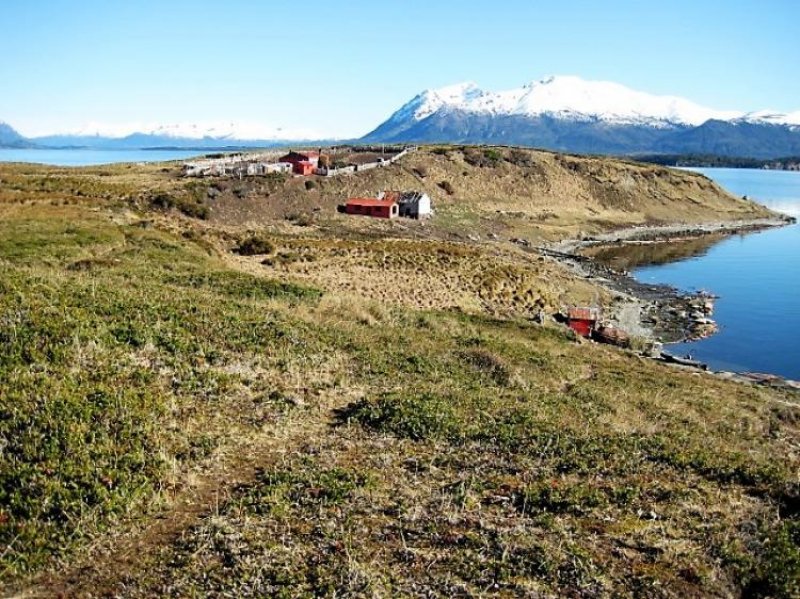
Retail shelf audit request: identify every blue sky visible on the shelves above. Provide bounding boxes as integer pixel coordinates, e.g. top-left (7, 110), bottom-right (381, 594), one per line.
top-left (2, 0), bottom-right (798, 137)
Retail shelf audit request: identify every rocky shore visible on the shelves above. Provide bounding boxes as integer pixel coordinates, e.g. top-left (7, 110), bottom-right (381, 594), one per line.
top-left (538, 243), bottom-right (716, 343)
top-left (538, 216), bottom-right (800, 387)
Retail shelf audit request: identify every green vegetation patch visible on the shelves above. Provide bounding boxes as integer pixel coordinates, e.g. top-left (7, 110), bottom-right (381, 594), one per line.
top-left (167, 270), bottom-right (322, 303)
top-left (0, 205), bottom-right (329, 579)
top-left (343, 392), bottom-right (462, 442)
top-left (233, 234), bottom-right (276, 256)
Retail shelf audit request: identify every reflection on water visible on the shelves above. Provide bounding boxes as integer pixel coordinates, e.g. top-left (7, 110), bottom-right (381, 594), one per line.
top-left (582, 234), bottom-right (726, 271)
top-left (594, 168), bottom-right (800, 379)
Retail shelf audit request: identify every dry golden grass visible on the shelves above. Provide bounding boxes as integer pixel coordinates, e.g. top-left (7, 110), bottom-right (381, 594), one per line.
top-left (224, 236), bottom-right (606, 318)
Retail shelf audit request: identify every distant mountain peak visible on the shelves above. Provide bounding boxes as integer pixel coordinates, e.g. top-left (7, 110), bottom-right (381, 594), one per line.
top-left (51, 120), bottom-right (324, 141)
top-left (407, 75), bottom-right (748, 127)
top-left (362, 75), bottom-right (800, 158)
top-left (0, 121), bottom-right (31, 147)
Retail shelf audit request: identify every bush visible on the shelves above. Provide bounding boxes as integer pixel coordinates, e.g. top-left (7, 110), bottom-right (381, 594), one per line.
top-left (438, 180), bottom-right (455, 195)
top-left (150, 192), bottom-right (175, 209)
top-left (304, 180), bottom-right (316, 191)
top-left (342, 393), bottom-right (461, 441)
top-left (286, 212), bottom-right (313, 226)
top-left (519, 481), bottom-right (608, 515)
top-left (149, 192), bottom-right (209, 220)
top-left (459, 348), bottom-right (511, 385)
top-left (747, 519), bottom-right (800, 598)
top-left (483, 148), bottom-right (503, 163)
top-left (234, 234), bottom-right (275, 256)
top-left (506, 148), bottom-right (535, 167)
top-left (177, 200), bottom-right (209, 220)
top-left (464, 148), bottom-right (503, 167)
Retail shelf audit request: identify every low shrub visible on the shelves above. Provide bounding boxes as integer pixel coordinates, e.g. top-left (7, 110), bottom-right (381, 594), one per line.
top-left (342, 393), bottom-right (461, 442)
top-left (519, 480), bottom-right (608, 515)
top-left (438, 180), bottom-right (455, 195)
top-left (459, 348), bottom-right (511, 385)
top-left (286, 212), bottom-right (313, 226)
top-left (149, 192), bottom-right (208, 219)
top-left (506, 148), bottom-right (536, 167)
top-left (464, 148), bottom-right (503, 167)
top-left (234, 234), bottom-right (275, 256)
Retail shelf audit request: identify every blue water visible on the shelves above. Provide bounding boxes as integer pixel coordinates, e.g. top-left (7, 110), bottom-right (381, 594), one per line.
top-left (0, 148), bottom-right (204, 166)
top-left (634, 168), bottom-right (800, 379)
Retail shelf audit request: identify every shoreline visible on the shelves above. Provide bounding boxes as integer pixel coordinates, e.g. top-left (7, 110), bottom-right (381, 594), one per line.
top-left (539, 216), bottom-right (800, 389)
top-left (548, 215), bottom-right (795, 254)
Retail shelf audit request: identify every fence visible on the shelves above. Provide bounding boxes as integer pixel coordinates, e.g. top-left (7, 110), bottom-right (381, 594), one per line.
top-left (185, 146), bottom-right (418, 178)
top-left (315, 145), bottom-right (417, 177)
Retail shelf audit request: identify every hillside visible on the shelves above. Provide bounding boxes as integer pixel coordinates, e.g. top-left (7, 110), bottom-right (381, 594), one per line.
top-left (0, 150), bottom-right (797, 597)
top-left (184, 146), bottom-right (774, 240)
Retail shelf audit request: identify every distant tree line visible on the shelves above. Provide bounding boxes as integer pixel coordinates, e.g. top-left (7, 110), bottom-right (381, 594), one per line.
top-left (633, 154), bottom-right (800, 170)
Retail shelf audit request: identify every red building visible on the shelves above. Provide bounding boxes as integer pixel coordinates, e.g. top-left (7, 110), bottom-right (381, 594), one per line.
top-left (567, 307), bottom-right (599, 337)
top-left (345, 197), bottom-right (399, 219)
top-left (294, 161), bottom-right (316, 176)
top-left (278, 150), bottom-right (320, 175)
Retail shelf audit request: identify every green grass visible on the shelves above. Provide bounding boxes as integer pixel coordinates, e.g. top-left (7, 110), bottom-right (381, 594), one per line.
top-left (0, 205), bottom-right (326, 579)
top-left (0, 185), bottom-right (797, 596)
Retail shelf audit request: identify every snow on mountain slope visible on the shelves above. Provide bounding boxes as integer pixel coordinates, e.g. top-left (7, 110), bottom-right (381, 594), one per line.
top-left (47, 121), bottom-right (324, 141)
top-left (737, 110), bottom-right (800, 127)
top-left (403, 76), bottom-right (800, 127)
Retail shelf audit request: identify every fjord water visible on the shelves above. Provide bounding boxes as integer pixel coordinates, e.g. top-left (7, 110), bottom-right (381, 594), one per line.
top-left (634, 168), bottom-right (800, 379)
top-left (0, 148), bottom-right (204, 166)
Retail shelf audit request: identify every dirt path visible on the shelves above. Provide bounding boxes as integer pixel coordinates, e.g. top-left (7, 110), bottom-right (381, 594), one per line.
top-left (8, 393), bottom-right (352, 599)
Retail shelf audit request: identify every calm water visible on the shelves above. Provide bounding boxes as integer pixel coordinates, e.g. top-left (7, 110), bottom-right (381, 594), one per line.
top-left (0, 148), bottom-right (204, 166)
top-left (634, 168), bottom-right (800, 379)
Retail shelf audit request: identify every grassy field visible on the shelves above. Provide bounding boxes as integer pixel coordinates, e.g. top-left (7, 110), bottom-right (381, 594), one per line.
top-left (0, 151), bottom-right (797, 597)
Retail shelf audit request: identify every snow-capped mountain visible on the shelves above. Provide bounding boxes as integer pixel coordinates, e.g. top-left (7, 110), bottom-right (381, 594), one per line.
top-left (399, 76), bottom-right (745, 126)
top-left (23, 120), bottom-right (328, 150)
top-left (46, 121), bottom-right (324, 141)
top-left (362, 76), bottom-right (800, 158)
top-left (3, 76), bottom-right (800, 157)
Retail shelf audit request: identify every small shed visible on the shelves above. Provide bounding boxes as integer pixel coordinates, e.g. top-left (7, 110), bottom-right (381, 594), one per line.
top-left (345, 197), bottom-right (399, 219)
top-left (567, 307), bottom-right (599, 337)
top-left (396, 191), bottom-right (432, 219)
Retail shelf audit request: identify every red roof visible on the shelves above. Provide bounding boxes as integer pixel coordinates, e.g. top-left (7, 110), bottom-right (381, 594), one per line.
top-left (346, 197), bottom-right (397, 207)
top-left (568, 307), bottom-right (599, 321)
top-left (279, 150), bottom-right (320, 160)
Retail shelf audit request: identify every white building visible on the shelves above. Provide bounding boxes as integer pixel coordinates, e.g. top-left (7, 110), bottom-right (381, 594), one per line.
top-left (397, 191), bottom-right (432, 219)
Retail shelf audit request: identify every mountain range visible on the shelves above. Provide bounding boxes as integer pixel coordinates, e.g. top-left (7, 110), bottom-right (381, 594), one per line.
top-left (362, 76), bottom-right (800, 158)
top-left (3, 76), bottom-right (800, 158)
